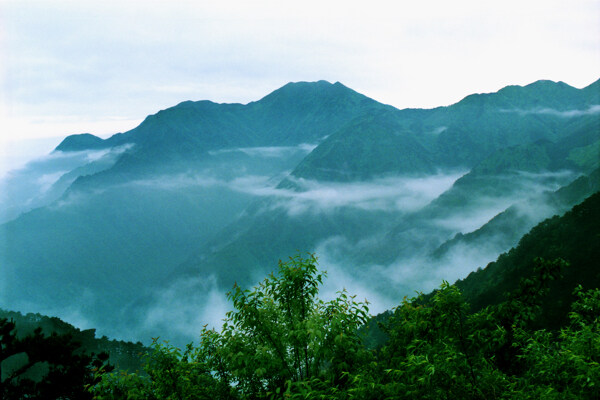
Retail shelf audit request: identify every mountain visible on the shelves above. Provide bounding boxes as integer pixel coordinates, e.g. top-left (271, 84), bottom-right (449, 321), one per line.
top-left (364, 189), bottom-right (600, 349)
top-left (1, 78), bottom-right (598, 344)
top-left (455, 190), bottom-right (600, 328)
top-left (0, 308), bottom-right (146, 372)
top-left (57, 81), bottom-right (389, 160)
top-left (290, 109), bottom-right (437, 180)
top-left (55, 133), bottom-right (111, 151)
top-left (289, 78), bottom-right (600, 181)
top-left (432, 168), bottom-right (600, 260)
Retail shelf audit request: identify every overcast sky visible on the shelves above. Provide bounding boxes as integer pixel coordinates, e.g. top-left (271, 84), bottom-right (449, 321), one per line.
top-left (1, 0), bottom-right (599, 146)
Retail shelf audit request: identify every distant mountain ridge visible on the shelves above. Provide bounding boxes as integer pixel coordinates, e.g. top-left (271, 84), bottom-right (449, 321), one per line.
top-left (55, 78), bottom-right (600, 154)
top-left (55, 78), bottom-right (600, 179)
top-left (56, 80), bottom-right (391, 153)
top-left (0, 308), bottom-right (145, 372)
top-left (456, 190), bottom-right (600, 329)
top-left (2, 77), bottom-right (599, 345)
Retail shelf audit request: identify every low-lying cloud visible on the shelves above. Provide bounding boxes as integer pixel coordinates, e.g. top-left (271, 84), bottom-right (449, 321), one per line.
top-left (0, 144), bottom-right (133, 223)
top-left (432, 170), bottom-right (577, 234)
top-left (256, 173), bottom-right (466, 216)
top-left (209, 143), bottom-right (317, 158)
top-left (127, 169), bottom-right (466, 216)
top-left (141, 275), bottom-right (230, 343)
top-left (313, 232), bottom-right (510, 317)
top-left (309, 168), bottom-right (583, 316)
top-left (500, 104), bottom-right (600, 118)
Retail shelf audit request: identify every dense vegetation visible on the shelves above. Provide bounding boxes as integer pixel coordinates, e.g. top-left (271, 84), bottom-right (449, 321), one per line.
top-left (3, 191), bottom-right (599, 398)
top-left (83, 254), bottom-right (598, 399)
top-left (3, 79), bottom-right (598, 346)
top-left (0, 309), bottom-right (146, 373)
top-left (2, 80), bottom-right (598, 397)
top-left (0, 317), bottom-right (113, 399)
top-left (0, 310), bottom-right (146, 398)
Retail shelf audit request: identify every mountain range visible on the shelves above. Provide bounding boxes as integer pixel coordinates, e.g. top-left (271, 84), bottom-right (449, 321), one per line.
top-left (1, 78), bottom-right (598, 344)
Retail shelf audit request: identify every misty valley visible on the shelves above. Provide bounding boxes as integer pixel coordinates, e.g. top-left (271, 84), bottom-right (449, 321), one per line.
top-left (1, 79), bottom-right (599, 398)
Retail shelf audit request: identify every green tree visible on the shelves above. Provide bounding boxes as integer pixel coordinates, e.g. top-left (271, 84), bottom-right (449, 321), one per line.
top-left (350, 258), bottom-right (571, 399)
top-left (91, 253), bottom-right (370, 399)
top-left (514, 285), bottom-right (600, 399)
top-left (0, 317), bottom-right (112, 399)
top-left (199, 253), bottom-right (370, 397)
top-left (90, 255), bottom-right (598, 399)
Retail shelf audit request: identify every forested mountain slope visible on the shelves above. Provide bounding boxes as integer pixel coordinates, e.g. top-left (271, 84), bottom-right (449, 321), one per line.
top-left (1, 78), bottom-right (598, 344)
top-left (0, 309), bottom-right (146, 372)
top-left (455, 190), bottom-right (600, 328)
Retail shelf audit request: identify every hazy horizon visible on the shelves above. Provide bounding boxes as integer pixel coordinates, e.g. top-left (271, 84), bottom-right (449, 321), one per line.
top-left (2, 0), bottom-right (599, 145)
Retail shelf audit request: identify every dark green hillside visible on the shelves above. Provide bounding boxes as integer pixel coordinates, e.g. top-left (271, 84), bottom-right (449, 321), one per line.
top-left (246, 80), bottom-right (395, 145)
top-left (291, 79), bottom-right (599, 182)
top-left (291, 110), bottom-right (436, 181)
top-left (434, 168), bottom-right (600, 259)
top-left (55, 133), bottom-right (110, 152)
top-left (0, 309), bottom-right (145, 372)
top-left (3, 78), bottom-right (599, 347)
top-left (456, 191), bottom-right (600, 328)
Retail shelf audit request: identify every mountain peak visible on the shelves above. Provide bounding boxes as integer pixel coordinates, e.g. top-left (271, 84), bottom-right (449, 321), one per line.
top-left (454, 78), bottom-right (592, 111)
top-left (257, 80), bottom-right (335, 101)
top-left (252, 80), bottom-right (383, 114)
top-left (54, 133), bottom-right (108, 152)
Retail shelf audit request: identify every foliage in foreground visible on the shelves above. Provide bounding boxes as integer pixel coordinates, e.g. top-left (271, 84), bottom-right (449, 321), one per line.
top-left (87, 255), bottom-right (599, 399)
top-left (0, 318), bottom-right (113, 399)
top-left (0, 308), bottom-right (147, 372)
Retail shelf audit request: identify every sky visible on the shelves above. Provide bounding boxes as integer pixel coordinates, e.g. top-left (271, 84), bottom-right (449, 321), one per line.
top-left (1, 0), bottom-right (599, 149)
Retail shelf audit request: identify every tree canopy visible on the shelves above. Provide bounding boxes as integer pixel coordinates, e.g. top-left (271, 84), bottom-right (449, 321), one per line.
top-left (87, 255), bottom-right (599, 399)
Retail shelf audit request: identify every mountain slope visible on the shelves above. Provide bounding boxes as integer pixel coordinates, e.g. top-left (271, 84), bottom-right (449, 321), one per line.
top-left (455, 190), bottom-right (600, 328)
top-left (433, 167), bottom-right (600, 259)
top-left (1, 78), bottom-right (598, 344)
top-left (291, 109), bottom-right (437, 180)
top-left (365, 188), bottom-right (600, 349)
top-left (291, 79), bottom-right (600, 181)
top-left (0, 308), bottom-right (146, 372)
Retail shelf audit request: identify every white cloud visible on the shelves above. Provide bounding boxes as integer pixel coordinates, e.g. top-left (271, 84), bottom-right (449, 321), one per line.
top-left (209, 143), bottom-right (318, 158)
top-left (0, 144), bottom-right (134, 221)
top-left (125, 170), bottom-right (465, 216)
top-left (500, 104), bottom-right (600, 118)
top-left (258, 173), bottom-right (465, 216)
top-left (36, 171), bottom-right (68, 194)
top-left (142, 275), bottom-right (230, 340)
top-left (431, 170), bottom-right (578, 233)
top-left (313, 231), bottom-right (507, 315)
